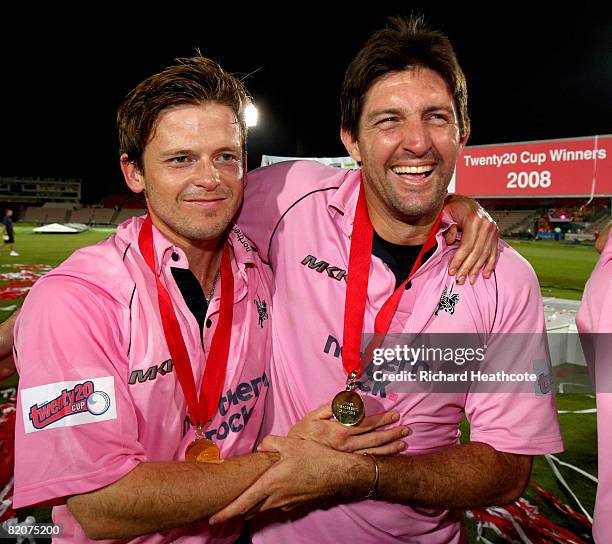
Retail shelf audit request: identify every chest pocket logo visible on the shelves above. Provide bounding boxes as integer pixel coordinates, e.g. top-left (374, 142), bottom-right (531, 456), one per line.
top-left (435, 285), bottom-right (460, 316)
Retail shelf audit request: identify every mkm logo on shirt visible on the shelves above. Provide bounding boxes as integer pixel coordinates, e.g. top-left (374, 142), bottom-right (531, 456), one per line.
top-left (21, 376), bottom-right (117, 433)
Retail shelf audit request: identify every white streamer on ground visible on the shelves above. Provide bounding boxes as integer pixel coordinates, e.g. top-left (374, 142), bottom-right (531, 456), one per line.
top-left (544, 454), bottom-right (594, 523)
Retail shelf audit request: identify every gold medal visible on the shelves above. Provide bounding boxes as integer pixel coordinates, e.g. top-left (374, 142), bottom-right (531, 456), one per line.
top-left (185, 437), bottom-right (222, 463)
top-left (332, 389), bottom-right (365, 426)
top-left (332, 370), bottom-right (365, 426)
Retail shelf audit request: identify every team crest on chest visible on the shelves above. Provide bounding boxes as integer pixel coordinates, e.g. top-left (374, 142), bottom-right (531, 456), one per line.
top-left (254, 296), bottom-right (269, 328)
top-left (435, 284), bottom-right (460, 316)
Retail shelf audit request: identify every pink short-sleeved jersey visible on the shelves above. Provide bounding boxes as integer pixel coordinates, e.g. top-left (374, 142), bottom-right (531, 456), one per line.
top-left (14, 216), bottom-right (273, 544)
top-left (238, 161), bottom-right (563, 543)
top-left (577, 234), bottom-right (612, 542)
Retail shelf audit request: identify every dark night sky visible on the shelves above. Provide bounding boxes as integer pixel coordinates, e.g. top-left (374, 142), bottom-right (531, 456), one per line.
top-left (1, 6), bottom-right (610, 202)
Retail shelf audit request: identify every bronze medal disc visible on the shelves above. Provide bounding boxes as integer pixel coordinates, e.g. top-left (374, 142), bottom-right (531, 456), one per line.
top-left (185, 438), bottom-right (222, 463)
top-left (332, 390), bottom-right (365, 426)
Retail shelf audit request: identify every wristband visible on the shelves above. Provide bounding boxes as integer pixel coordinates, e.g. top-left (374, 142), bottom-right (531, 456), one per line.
top-left (363, 453), bottom-right (380, 499)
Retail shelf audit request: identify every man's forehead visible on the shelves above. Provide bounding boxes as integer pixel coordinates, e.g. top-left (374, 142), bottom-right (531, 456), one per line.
top-left (148, 103), bottom-right (241, 146)
top-left (155, 103), bottom-right (238, 130)
top-left (364, 68), bottom-right (454, 109)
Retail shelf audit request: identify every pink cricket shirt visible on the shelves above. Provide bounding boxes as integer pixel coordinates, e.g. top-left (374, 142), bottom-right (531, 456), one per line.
top-left (14, 216), bottom-right (273, 543)
top-left (577, 233), bottom-right (612, 542)
top-left (238, 161), bottom-right (563, 544)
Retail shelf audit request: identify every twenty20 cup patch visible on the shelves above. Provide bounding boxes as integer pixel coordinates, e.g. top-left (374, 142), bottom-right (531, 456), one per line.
top-left (20, 376), bottom-right (117, 433)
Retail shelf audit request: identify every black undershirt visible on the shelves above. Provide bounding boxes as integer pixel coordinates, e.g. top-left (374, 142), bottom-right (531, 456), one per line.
top-left (372, 232), bottom-right (437, 290)
top-left (170, 267), bottom-right (208, 339)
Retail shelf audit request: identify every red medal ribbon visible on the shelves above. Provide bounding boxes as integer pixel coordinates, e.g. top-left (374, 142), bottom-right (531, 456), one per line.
top-left (342, 179), bottom-right (442, 379)
top-left (138, 215), bottom-right (234, 429)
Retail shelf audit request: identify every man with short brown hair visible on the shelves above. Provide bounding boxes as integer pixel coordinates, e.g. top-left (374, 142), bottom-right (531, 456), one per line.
top-left (211, 16), bottom-right (563, 543)
top-left (12, 56), bottom-right (404, 544)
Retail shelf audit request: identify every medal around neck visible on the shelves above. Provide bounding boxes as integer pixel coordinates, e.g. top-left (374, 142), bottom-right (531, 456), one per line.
top-left (185, 429), bottom-right (222, 463)
top-left (332, 390), bottom-right (365, 426)
top-left (337, 180), bottom-right (441, 427)
top-left (332, 370), bottom-right (365, 426)
top-left (138, 216), bottom-right (233, 465)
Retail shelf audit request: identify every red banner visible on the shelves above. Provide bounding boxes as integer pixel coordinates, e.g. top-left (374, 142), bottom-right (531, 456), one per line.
top-left (455, 135), bottom-right (612, 197)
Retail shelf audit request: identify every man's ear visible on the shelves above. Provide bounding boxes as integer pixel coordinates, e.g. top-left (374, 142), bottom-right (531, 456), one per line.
top-left (241, 151), bottom-right (248, 186)
top-left (340, 129), bottom-right (362, 164)
top-left (458, 126), bottom-right (471, 154)
top-left (120, 154), bottom-right (145, 193)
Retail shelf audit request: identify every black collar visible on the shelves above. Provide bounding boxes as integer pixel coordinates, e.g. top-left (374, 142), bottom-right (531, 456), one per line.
top-left (372, 232), bottom-right (436, 289)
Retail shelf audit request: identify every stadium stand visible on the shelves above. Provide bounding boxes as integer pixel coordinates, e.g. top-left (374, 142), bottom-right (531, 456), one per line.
top-left (20, 207), bottom-right (46, 223)
top-left (20, 205), bottom-right (118, 225)
top-left (591, 213), bottom-right (612, 234)
top-left (69, 208), bottom-right (95, 224)
top-left (101, 194), bottom-right (145, 209)
top-left (112, 208), bottom-right (147, 225)
top-left (16, 204), bottom-right (75, 224)
top-left (90, 208), bottom-right (116, 225)
top-left (488, 209), bottom-right (539, 235)
top-left (43, 208), bottom-right (69, 224)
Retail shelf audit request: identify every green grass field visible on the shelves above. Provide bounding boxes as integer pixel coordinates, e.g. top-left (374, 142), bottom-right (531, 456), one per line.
top-left (1, 226), bottom-right (600, 300)
top-left (507, 239), bottom-right (600, 300)
top-left (0, 225), bottom-right (601, 542)
top-left (1, 224), bottom-right (114, 267)
top-left (461, 391), bottom-right (597, 542)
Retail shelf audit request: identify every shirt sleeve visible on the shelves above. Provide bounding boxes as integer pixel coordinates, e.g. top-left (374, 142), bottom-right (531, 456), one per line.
top-left (583, 240), bottom-right (612, 542)
top-left (13, 275), bottom-right (146, 508)
top-left (240, 161), bottom-right (342, 265)
top-left (465, 245), bottom-right (564, 455)
top-left (238, 163), bottom-right (294, 264)
top-left (580, 235), bottom-right (612, 334)
top-left (579, 241), bottom-right (612, 412)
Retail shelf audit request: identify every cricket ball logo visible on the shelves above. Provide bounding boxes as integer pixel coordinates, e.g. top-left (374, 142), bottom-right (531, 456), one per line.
top-left (537, 372), bottom-right (553, 395)
top-left (28, 380), bottom-right (111, 429)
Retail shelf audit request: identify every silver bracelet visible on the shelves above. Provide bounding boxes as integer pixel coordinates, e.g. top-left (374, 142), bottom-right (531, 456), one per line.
top-left (363, 453), bottom-right (380, 499)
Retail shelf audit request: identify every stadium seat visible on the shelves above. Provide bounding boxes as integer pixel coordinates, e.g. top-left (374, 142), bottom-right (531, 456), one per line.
top-left (44, 208), bottom-right (69, 224)
top-left (20, 207), bottom-right (46, 224)
top-left (70, 208), bottom-right (95, 224)
top-left (112, 208), bottom-right (147, 225)
top-left (90, 208), bottom-right (115, 224)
